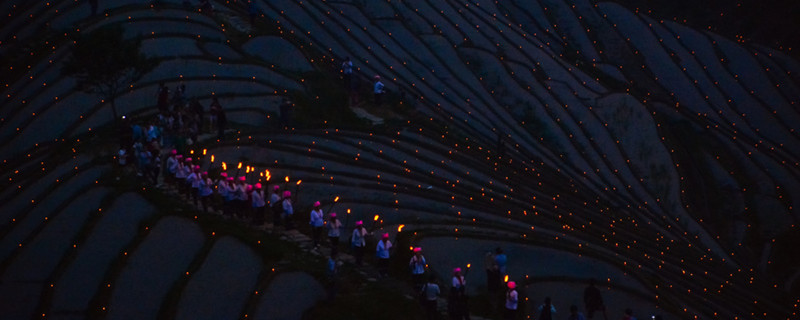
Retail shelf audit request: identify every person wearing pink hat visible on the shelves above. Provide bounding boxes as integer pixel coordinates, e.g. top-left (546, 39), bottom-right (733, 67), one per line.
top-left (198, 172), bottom-right (214, 212)
top-left (281, 190), bottom-right (294, 229)
top-left (409, 247), bottom-right (426, 290)
top-left (166, 150), bottom-right (179, 186)
top-left (504, 281), bottom-right (518, 320)
top-left (376, 232), bottom-right (392, 277)
top-left (251, 183), bottom-right (266, 226)
top-left (351, 220), bottom-right (368, 265)
top-left (215, 173), bottom-right (229, 214)
top-left (232, 177), bottom-right (248, 219)
top-left (309, 201), bottom-right (324, 248)
top-left (221, 176), bottom-right (236, 217)
top-left (187, 165), bottom-right (202, 206)
top-left (269, 185), bottom-right (282, 226)
top-left (174, 155), bottom-right (187, 194)
top-left (450, 266), bottom-right (470, 319)
top-left (326, 212), bottom-right (342, 255)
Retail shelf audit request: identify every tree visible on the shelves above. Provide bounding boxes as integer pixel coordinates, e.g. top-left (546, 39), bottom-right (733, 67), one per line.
top-left (62, 24), bottom-right (158, 122)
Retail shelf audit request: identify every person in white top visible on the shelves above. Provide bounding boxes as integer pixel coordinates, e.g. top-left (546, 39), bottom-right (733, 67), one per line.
top-left (375, 233), bottom-right (392, 277)
top-left (421, 274), bottom-right (440, 320)
top-left (165, 149), bottom-right (178, 185)
top-left (281, 190), bottom-right (294, 229)
top-left (269, 185), bottom-right (281, 225)
top-left (309, 201), bottom-right (325, 247)
top-left (251, 183), bottom-right (266, 226)
top-left (187, 166), bottom-right (202, 206)
top-left (409, 247), bottom-right (426, 289)
top-left (504, 281), bottom-right (518, 320)
top-left (351, 220), bottom-right (368, 265)
top-left (198, 172), bottom-right (214, 212)
top-left (450, 267), bottom-right (470, 320)
top-left (326, 213), bottom-right (342, 255)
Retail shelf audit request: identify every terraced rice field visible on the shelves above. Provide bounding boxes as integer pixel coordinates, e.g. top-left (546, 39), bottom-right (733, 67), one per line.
top-left (1, 0), bottom-right (798, 319)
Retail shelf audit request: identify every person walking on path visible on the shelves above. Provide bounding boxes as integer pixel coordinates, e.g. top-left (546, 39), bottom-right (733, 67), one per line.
top-left (584, 279), bottom-right (607, 320)
top-left (309, 201), bottom-right (325, 248)
top-left (342, 57), bottom-right (353, 87)
top-left (537, 297), bottom-right (556, 320)
top-left (485, 250), bottom-right (500, 294)
top-left (409, 247), bottom-right (427, 290)
top-left (269, 185), bottom-right (282, 225)
top-left (568, 305), bottom-right (587, 320)
top-left (449, 267), bottom-right (471, 320)
top-left (281, 190), bottom-right (294, 229)
top-left (422, 274), bottom-right (440, 320)
top-left (373, 75), bottom-right (385, 107)
top-left (351, 220), bottom-right (368, 265)
top-left (495, 248), bottom-right (508, 274)
top-left (504, 281), bottom-right (518, 320)
top-left (375, 233), bottom-right (392, 277)
top-left (251, 183), bottom-right (266, 226)
top-left (326, 213), bottom-right (342, 255)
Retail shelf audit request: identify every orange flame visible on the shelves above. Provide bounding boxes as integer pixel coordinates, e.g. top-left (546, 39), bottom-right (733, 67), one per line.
top-left (296, 180), bottom-right (302, 185)
top-left (504, 275), bottom-right (509, 282)
top-left (373, 214), bottom-right (379, 221)
top-left (202, 149), bottom-right (207, 155)
top-left (398, 224), bottom-right (405, 232)
top-left (190, 150), bottom-right (194, 155)
top-left (265, 170), bottom-right (271, 181)
top-left (467, 263), bottom-right (471, 268)
top-left (222, 162), bottom-right (227, 170)
top-left (285, 176), bottom-right (289, 182)
top-left (210, 155), bottom-right (215, 163)
top-left (237, 162), bottom-right (243, 169)
top-left (334, 196), bottom-right (340, 202)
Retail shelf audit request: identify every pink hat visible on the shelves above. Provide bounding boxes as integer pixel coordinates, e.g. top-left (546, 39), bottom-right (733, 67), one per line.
top-left (453, 267), bottom-right (461, 274)
top-left (314, 201), bottom-right (321, 207)
top-left (355, 220), bottom-right (363, 226)
top-left (171, 149), bottom-right (177, 155)
top-left (202, 171), bottom-right (208, 176)
top-left (283, 190), bottom-right (291, 198)
top-left (382, 233), bottom-right (389, 239)
top-left (176, 155), bottom-right (183, 159)
top-left (273, 185), bottom-right (280, 191)
top-left (413, 247), bottom-right (422, 253)
top-left (255, 183), bottom-right (262, 189)
top-left (507, 281), bottom-right (516, 289)
top-left (193, 165), bottom-right (200, 171)
top-left (330, 213), bottom-right (337, 218)
top-left (374, 75), bottom-right (381, 79)
top-left (226, 177), bottom-right (234, 181)
top-left (246, 185), bottom-right (253, 192)
top-left (220, 172), bottom-right (228, 177)
top-left (185, 158), bottom-right (192, 162)
top-left (239, 176), bottom-right (246, 181)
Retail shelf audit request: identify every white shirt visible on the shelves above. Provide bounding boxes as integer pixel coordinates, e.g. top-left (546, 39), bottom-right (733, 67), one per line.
top-left (251, 190), bottom-right (266, 207)
top-left (452, 275), bottom-right (465, 289)
top-left (166, 156), bottom-right (178, 173)
top-left (327, 219), bottom-right (342, 237)
top-left (376, 239), bottom-right (392, 259)
top-left (342, 60), bottom-right (353, 74)
top-left (282, 198), bottom-right (293, 215)
top-left (409, 255), bottom-right (426, 275)
top-left (199, 178), bottom-right (214, 196)
top-left (309, 209), bottom-right (324, 227)
top-left (351, 227), bottom-right (367, 247)
top-left (505, 289), bottom-right (518, 310)
top-left (373, 80), bottom-right (384, 94)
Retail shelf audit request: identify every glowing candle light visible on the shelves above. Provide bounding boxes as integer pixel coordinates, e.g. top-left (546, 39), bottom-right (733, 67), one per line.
top-left (222, 162), bottom-right (227, 170)
top-left (238, 162), bottom-right (243, 169)
top-left (296, 180), bottom-right (302, 185)
top-left (285, 176), bottom-right (289, 182)
top-left (210, 155), bottom-right (215, 163)
top-left (504, 275), bottom-right (509, 282)
top-left (202, 149), bottom-right (207, 155)
top-left (374, 214), bottom-right (379, 221)
top-left (398, 224), bottom-right (405, 232)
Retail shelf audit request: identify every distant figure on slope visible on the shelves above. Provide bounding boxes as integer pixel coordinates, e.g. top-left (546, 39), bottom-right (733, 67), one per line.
top-left (327, 213), bottom-right (342, 255)
top-left (537, 296), bottom-right (556, 320)
top-left (351, 220), bottom-right (368, 265)
top-left (281, 190), bottom-right (294, 229)
top-left (270, 185), bottom-right (282, 225)
top-left (568, 305), bottom-right (587, 320)
top-left (157, 82), bottom-right (169, 113)
top-left (376, 233), bottom-right (392, 277)
top-left (309, 201), bottom-right (325, 247)
top-left (621, 308), bottom-right (637, 320)
top-left (251, 183), bottom-right (266, 226)
top-left (449, 267), bottom-right (470, 320)
top-left (88, 0), bottom-right (99, 16)
top-left (584, 279), bottom-right (607, 320)
top-left (409, 247), bottom-right (426, 290)
top-left (421, 274), bottom-right (441, 320)
top-left (373, 75), bottom-right (385, 107)
top-left (342, 56), bottom-right (353, 87)
top-left (494, 247), bottom-right (508, 274)
top-left (485, 250), bottom-right (500, 294)
top-left (504, 281), bottom-right (518, 320)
